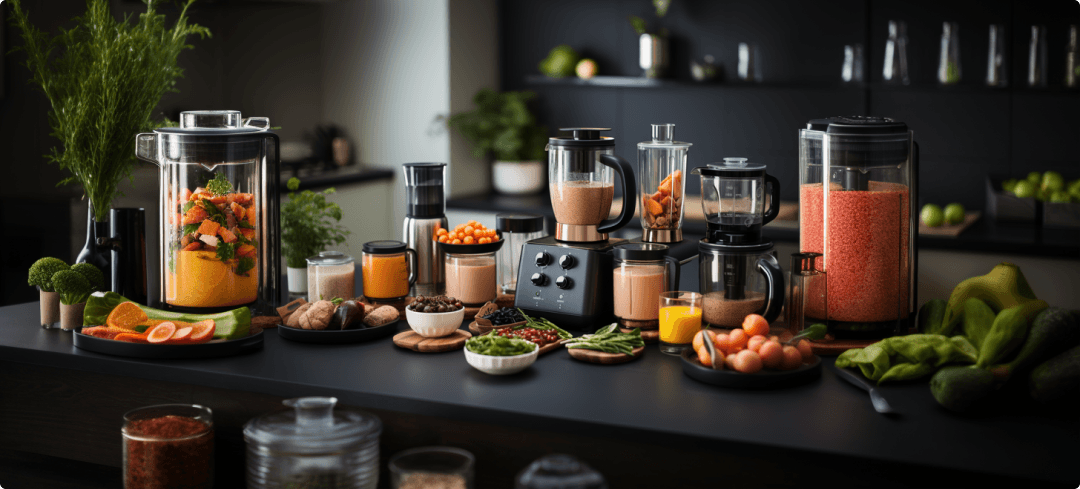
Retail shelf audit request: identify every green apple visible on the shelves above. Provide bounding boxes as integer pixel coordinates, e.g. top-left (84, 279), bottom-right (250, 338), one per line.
top-left (1041, 171), bottom-right (1065, 192)
top-left (943, 203), bottom-right (965, 225)
top-left (1049, 191), bottom-right (1072, 203)
top-left (1027, 171), bottom-right (1042, 185)
top-left (1002, 178), bottom-right (1019, 193)
top-left (921, 204), bottom-right (944, 227)
top-left (1012, 180), bottom-right (1037, 199)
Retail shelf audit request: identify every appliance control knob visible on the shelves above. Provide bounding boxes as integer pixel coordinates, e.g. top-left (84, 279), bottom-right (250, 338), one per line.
top-left (535, 252), bottom-right (551, 267)
top-left (531, 273), bottom-right (548, 286)
top-left (558, 254), bottom-right (576, 269)
top-left (555, 276), bottom-right (572, 290)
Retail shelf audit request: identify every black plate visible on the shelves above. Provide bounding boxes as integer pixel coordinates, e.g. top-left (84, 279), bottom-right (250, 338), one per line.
top-left (437, 239), bottom-right (505, 254)
top-left (277, 320), bottom-right (400, 344)
top-left (73, 330), bottom-right (264, 359)
top-left (680, 349), bottom-right (822, 389)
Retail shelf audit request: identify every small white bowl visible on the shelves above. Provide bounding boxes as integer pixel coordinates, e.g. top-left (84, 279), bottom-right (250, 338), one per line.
top-left (464, 344), bottom-right (539, 375)
top-left (405, 307), bottom-right (465, 338)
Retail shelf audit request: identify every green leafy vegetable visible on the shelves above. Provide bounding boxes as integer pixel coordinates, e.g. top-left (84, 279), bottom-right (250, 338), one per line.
top-left (83, 292), bottom-right (250, 339)
top-left (466, 334), bottom-right (537, 356)
top-left (183, 224), bottom-right (200, 236)
top-left (281, 178), bottom-right (350, 268)
top-left (181, 202), bottom-right (195, 214)
top-left (835, 334), bottom-right (978, 384)
top-left (28, 257), bottom-right (70, 292)
top-left (562, 324), bottom-right (644, 355)
top-left (235, 256), bottom-right (255, 276)
top-left (331, 297), bottom-right (344, 306)
top-left (789, 323), bottom-right (827, 344)
top-left (205, 172), bottom-right (232, 196)
top-left (216, 242), bottom-right (237, 261)
top-left (70, 263), bottom-right (105, 291)
top-left (201, 199), bottom-right (226, 225)
top-left (8, 0), bottom-right (210, 221)
top-left (52, 269), bottom-right (93, 305)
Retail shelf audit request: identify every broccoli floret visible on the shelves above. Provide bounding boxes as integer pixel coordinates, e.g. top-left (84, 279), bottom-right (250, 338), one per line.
top-left (71, 262), bottom-right (106, 291)
top-left (29, 257), bottom-right (70, 292)
top-left (52, 270), bottom-right (93, 305)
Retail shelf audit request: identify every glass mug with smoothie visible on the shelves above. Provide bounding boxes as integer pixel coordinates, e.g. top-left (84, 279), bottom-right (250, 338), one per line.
top-left (612, 243), bottom-right (680, 330)
top-left (361, 241), bottom-right (417, 302)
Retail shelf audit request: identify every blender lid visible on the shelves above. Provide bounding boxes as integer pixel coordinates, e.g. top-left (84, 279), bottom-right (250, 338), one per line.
top-left (306, 250), bottom-right (354, 266)
top-left (150, 110), bottom-right (272, 163)
top-left (613, 243), bottom-right (670, 261)
top-left (692, 157), bottom-right (766, 177)
top-left (805, 115), bottom-right (909, 135)
top-left (548, 127), bottom-right (616, 147)
top-left (803, 116), bottom-right (910, 169)
top-left (243, 397), bottom-right (382, 454)
top-left (362, 240), bottom-right (409, 254)
top-left (638, 123), bottom-right (692, 149)
top-left (496, 213), bottom-right (545, 233)
top-left (155, 110), bottom-right (270, 136)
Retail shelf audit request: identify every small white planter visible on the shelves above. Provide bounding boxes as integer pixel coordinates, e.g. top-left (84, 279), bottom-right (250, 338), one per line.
top-left (39, 289), bottom-right (60, 329)
top-left (492, 160), bottom-right (545, 195)
top-left (60, 302), bottom-right (86, 331)
top-left (287, 267), bottom-right (308, 295)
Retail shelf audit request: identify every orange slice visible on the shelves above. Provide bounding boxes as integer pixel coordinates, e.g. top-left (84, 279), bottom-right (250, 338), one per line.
top-left (170, 327), bottom-right (193, 344)
top-left (189, 320), bottom-right (216, 343)
top-left (147, 322), bottom-right (177, 344)
top-left (106, 302), bottom-right (148, 331)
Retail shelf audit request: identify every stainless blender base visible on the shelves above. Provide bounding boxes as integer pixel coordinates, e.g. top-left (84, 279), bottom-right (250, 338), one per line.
top-left (643, 228), bottom-right (682, 243)
top-left (555, 223), bottom-right (608, 243)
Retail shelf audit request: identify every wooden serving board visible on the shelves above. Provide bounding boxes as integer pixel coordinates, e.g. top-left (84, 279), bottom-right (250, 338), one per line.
top-left (567, 346), bottom-right (645, 365)
top-left (393, 330), bottom-right (471, 352)
top-left (918, 211), bottom-right (981, 237)
top-left (619, 327), bottom-right (659, 344)
top-left (368, 294), bottom-right (516, 321)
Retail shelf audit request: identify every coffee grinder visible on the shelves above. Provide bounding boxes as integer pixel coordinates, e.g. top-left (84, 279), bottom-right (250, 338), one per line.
top-left (402, 162), bottom-right (448, 297)
top-left (514, 128), bottom-right (636, 330)
top-left (692, 158), bottom-right (785, 328)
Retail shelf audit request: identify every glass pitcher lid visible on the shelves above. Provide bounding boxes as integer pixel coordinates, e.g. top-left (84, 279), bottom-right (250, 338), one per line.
top-left (613, 243), bottom-right (670, 261)
top-left (548, 128), bottom-right (615, 148)
top-left (306, 251), bottom-right (354, 266)
top-left (637, 123), bottom-right (692, 150)
top-left (692, 157), bottom-right (766, 177)
top-left (148, 110), bottom-right (272, 164)
top-left (243, 397), bottom-right (381, 454)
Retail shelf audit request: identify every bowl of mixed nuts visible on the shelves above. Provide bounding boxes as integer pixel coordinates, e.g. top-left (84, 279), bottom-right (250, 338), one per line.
top-left (405, 296), bottom-right (465, 337)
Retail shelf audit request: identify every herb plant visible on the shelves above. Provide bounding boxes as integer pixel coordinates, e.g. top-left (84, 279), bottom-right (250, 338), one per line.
top-left (9, 0), bottom-right (210, 221)
top-left (281, 178), bottom-right (350, 269)
top-left (446, 89), bottom-right (548, 162)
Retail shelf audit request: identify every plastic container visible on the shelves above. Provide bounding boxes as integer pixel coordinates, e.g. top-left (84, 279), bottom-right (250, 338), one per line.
top-left (244, 397), bottom-right (382, 489)
top-left (496, 213), bottom-right (545, 294)
top-left (122, 404), bottom-right (214, 489)
top-left (612, 243), bottom-right (680, 329)
top-left (390, 446), bottom-right (474, 489)
top-left (361, 241), bottom-right (417, 301)
top-left (307, 251), bottom-right (356, 302)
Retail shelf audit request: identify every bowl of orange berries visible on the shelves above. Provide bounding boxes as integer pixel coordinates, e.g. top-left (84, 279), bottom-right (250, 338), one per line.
top-left (435, 220), bottom-right (505, 253)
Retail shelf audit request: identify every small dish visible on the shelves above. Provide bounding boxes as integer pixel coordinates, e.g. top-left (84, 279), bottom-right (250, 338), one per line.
top-left (406, 307), bottom-right (466, 338)
top-left (436, 239), bottom-right (505, 254)
top-left (464, 344), bottom-right (538, 375)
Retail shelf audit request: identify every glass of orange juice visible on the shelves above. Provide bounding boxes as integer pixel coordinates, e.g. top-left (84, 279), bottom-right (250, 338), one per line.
top-left (658, 291), bottom-right (703, 355)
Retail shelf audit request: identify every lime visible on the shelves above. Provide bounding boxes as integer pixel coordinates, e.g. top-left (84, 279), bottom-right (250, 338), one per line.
top-left (944, 203), bottom-right (965, 225)
top-left (1049, 191), bottom-right (1071, 203)
top-left (1001, 178), bottom-right (1018, 193)
top-left (1027, 171), bottom-right (1042, 185)
top-left (1035, 189), bottom-right (1049, 202)
top-left (921, 204), bottom-right (944, 227)
top-left (1067, 179), bottom-right (1080, 195)
top-left (1012, 180), bottom-right (1037, 199)
top-left (1041, 171), bottom-right (1065, 192)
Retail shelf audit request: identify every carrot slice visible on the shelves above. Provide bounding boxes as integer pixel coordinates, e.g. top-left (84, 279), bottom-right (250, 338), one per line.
top-left (237, 244), bottom-right (256, 257)
top-left (146, 322), bottom-right (177, 344)
top-left (197, 219), bottom-right (220, 236)
top-left (182, 206), bottom-right (209, 225)
top-left (658, 177), bottom-right (673, 196)
top-left (644, 198), bottom-right (664, 216)
top-left (246, 207), bottom-right (257, 226)
top-left (218, 227), bottom-right (237, 243)
top-left (189, 320), bottom-right (215, 343)
top-left (182, 242), bottom-right (202, 252)
top-left (230, 202), bottom-right (246, 220)
top-left (114, 333), bottom-right (150, 343)
top-left (179, 188), bottom-right (192, 203)
top-left (238, 228), bottom-right (256, 241)
top-left (169, 327), bottom-right (193, 344)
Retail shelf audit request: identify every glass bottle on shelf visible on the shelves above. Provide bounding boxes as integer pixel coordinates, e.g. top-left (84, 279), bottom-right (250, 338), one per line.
top-left (986, 24), bottom-right (1007, 87)
top-left (1066, 25), bottom-right (1078, 89)
top-left (1029, 25), bottom-right (1048, 87)
top-left (938, 22), bottom-right (961, 85)
top-left (883, 20), bottom-right (910, 85)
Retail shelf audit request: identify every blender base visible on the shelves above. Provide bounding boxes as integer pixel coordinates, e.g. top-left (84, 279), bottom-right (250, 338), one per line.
top-left (555, 223), bottom-right (608, 243)
top-left (642, 228), bottom-right (682, 243)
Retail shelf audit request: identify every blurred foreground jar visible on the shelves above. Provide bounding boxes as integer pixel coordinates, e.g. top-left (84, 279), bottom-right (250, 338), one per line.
top-left (122, 404), bottom-right (214, 489)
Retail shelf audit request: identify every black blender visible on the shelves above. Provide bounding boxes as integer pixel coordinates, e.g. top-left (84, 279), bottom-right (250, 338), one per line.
top-left (514, 128), bottom-right (636, 330)
top-left (692, 158), bottom-right (785, 328)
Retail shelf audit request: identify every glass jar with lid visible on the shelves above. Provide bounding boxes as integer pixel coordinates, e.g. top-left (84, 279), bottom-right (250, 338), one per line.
top-left (244, 397), bottom-right (382, 489)
top-left (612, 243), bottom-right (680, 329)
top-left (495, 213), bottom-right (546, 294)
top-left (122, 404), bottom-right (214, 489)
top-left (307, 251), bottom-right (356, 302)
top-left (361, 241), bottom-right (417, 301)
top-left (440, 240), bottom-right (505, 305)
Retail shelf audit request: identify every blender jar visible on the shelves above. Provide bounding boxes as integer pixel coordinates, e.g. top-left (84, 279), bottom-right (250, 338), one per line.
top-left (307, 251), bottom-right (356, 302)
top-left (638, 123), bottom-right (692, 243)
top-left (612, 243), bottom-right (680, 329)
top-left (698, 243), bottom-right (784, 328)
top-left (361, 241), bottom-right (417, 301)
top-left (547, 128), bottom-right (636, 242)
top-left (799, 116), bottom-right (917, 337)
top-left (244, 397), bottom-right (382, 489)
top-left (692, 158), bottom-right (780, 245)
top-left (136, 110), bottom-right (280, 311)
top-left (496, 213), bottom-right (545, 294)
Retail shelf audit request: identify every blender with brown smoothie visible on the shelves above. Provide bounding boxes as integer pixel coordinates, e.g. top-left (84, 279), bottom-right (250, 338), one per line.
top-left (136, 110), bottom-right (281, 313)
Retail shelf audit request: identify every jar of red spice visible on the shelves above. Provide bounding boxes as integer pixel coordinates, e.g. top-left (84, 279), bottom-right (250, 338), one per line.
top-left (122, 404), bottom-right (214, 489)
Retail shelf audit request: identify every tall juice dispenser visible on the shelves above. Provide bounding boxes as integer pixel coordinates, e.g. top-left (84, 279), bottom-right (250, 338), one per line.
top-left (798, 116), bottom-right (918, 338)
top-left (136, 110), bottom-right (281, 313)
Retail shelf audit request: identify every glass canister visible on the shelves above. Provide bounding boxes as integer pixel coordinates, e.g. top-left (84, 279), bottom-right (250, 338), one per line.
top-left (612, 243), bottom-right (680, 329)
top-left (638, 123), bottom-right (692, 243)
top-left (496, 213), bottom-right (546, 294)
top-left (361, 241), bottom-right (417, 301)
top-left (307, 251), bottom-right (356, 302)
top-left (441, 240), bottom-right (504, 305)
top-left (244, 397), bottom-right (382, 489)
top-left (390, 447), bottom-right (474, 489)
top-left (122, 404), bottom-right (214, 489)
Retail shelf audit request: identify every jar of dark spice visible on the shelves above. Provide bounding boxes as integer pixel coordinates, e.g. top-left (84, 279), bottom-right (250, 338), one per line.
top-left (122, 404), bottom-right (214, 489)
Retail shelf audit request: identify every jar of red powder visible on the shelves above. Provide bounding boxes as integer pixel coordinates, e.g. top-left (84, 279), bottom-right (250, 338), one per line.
top-left (122, 404), bottom-right (214, 489)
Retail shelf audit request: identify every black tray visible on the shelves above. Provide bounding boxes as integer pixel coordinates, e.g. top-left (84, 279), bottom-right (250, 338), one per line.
top-left (681, 349), bottom-right (822, 389)
top-left (73, 330), bottom-right (264, 359)
top-left (277, 320), bottom-right (399, 344)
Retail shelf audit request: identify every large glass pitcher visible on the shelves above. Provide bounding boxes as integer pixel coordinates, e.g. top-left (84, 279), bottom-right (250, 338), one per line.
top-left (547, 128), bottom-right (636, 243)
top-left (136, 110), bottom-right (281, 312)
top-left (692, 158), bottom-right (780, 245)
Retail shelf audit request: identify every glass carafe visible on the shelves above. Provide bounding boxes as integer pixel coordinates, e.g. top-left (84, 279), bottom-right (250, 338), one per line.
top-left (547, 128), bottom-right (636, 243)
top-left (799, 116), bottom-right (917, 338)
top-left (691, 158), bottom-right (779, 245)
top-left (638, 124), bottom-right (692, 243)
top-left (612, 244), bottom-right (680, 329)
top-left (136, 110), bottom-right (280, 312)
top-left (699, 243), bottom-right (784, 328)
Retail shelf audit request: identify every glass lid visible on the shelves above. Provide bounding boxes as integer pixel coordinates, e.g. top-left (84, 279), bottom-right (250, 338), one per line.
top-left (637, 123), bottom-right (692, 149)
top-left (692, 157), bottom-right (766, 177)
top-left (306, 251), bottom-right (354, 266)
top-left (243, 397), bottom-right (381, 454)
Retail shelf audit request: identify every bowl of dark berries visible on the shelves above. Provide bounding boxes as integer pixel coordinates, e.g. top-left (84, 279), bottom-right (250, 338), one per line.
top-left (406, 296), bottom-right (466, 337)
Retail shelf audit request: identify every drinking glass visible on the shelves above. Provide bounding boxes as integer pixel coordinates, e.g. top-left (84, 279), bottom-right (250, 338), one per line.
top-left (658, 291), bottom-right (703, 355)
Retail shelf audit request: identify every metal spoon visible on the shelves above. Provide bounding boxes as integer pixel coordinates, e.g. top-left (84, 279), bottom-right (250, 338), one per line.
top-left (832, 364), bottom-right (897, 415)
top-left (701, 330), bottom-right (722, 370)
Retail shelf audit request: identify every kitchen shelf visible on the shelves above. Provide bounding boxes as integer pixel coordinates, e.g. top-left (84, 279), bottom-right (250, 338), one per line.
top-left (523, 74), bottom-right (861, 91)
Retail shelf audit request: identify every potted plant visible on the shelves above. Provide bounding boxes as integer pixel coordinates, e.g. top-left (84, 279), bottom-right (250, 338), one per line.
top-left (52, 264), bottom-right (105, 331)
top-left (28, 258), bottom-right (70, 328)
top-left (630, 0), bottom-right (673, 78)
top-left (280, 178), bottom-right (351, 295)
top-left (446, 89), bottom-right (548, 195)
top-left (9, 0), bottom-right (209, 279)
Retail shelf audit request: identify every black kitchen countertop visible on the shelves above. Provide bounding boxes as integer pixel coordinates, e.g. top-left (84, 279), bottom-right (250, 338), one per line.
top-left (448, 192), bottom-right (1080, 258)
top-left (1, 259), bottom-right (1075, 485)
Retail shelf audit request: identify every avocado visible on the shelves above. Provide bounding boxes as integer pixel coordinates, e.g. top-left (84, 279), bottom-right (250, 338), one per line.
top-left (930, 365), bottom-right (996, 413)
top-left (992, 307), bottom-right (1080, 381)
top-left (1029, 344), bottom-right (1080, 403)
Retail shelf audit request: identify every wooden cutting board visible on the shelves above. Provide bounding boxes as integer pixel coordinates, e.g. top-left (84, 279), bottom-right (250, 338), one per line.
top-left (567, 346), bottom-right (645, 364)
top-left (918, 211), bottom-right (981, 237)
top-left (393, 330), bottom-right (471, 352)
top-left (619, 328), bottom-right (659, 344)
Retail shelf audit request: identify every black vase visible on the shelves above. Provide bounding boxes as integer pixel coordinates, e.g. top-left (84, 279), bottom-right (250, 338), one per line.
top-left (76, 205), bottom-right (111, 287)
top-left (107, 208), bottom-right (148, 304)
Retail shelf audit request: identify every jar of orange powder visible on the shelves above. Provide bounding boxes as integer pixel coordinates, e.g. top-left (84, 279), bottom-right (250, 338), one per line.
top-left (361, 241), bottom-right (417, 301)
